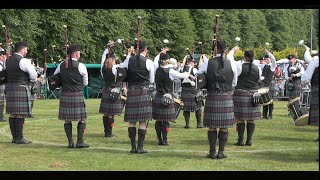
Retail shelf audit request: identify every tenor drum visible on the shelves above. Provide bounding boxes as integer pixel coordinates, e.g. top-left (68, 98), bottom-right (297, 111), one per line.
top-left (174, 98), bottom-right (184, 120)
top-left (258, 88), bottom-right (273, 106)
top-left (287, 97), bottom-right (309, 126)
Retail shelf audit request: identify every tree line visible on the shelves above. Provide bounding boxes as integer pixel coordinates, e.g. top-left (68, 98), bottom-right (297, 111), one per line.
top-left (0, 9), bottom-right (318, 65)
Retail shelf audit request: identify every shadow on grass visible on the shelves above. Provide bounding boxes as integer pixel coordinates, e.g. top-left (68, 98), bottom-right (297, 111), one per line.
top-left (259, 135), bottom-right (313, 142)
top-left (293, 127), bottom-right (319, 133)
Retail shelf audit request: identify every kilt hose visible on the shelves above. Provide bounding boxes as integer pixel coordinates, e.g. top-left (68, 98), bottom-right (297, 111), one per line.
top-left (308, 86), bottom-right (319, 126)
top-left (59, 91), bottom-right (87, 122)
top-left (181, 87), bottom-right (202, 112)
top-left (203, 91), bottom-right (234, 128)
top-left (152, 92), bottom-right (176, 122)
top-left (233, 89), bottom-right (261, 121)
top-left (286, 80), bottom-right (302, 99)
top-left (5, 84), bottom-right (32, 116)
top-left (0, 84), bottom-right (5, 106)
top-left (124, 86), bottom-right (152, 122)
top-left (99, 87), bottom-right (123, 116)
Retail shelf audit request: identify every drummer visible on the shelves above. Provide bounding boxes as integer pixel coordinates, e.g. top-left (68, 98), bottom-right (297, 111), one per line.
top-left (284, 54), bottom-right (305, 100)
top-left (257, 49), bottom-right (277, 119)
top-left (153, 48), bottom-right (191, 146)
top-left (227, 47), bottom-right (263, 147)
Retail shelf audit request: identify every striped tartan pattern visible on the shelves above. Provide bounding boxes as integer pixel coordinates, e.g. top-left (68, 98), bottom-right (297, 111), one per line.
top-left (29, 85), bottom-right (37, 101)
top-left (99, 87), bottom-right (123, 116)
top-left (181, 88), bottom-right (202, 112)
top-left (286, 80), bottom-right (302, 99)
top-left (203, 91), bottom-right (234, 128)
top-left (308, 86), bottom-right (319, 126)
top-left (59, 91), bottom-right (87, 122)
top-left (0, 84), bottom-right (5, 105)
top-left (269, 80), bottom-right (275, 99)
top-left (233, 89), bottom-right (262, 121)
top-left (152, 92), bottom-right (176, 122)
top-left (124, 87), bottom-right (152, 122)
top-left (5, 84), bottom-right (31, 115)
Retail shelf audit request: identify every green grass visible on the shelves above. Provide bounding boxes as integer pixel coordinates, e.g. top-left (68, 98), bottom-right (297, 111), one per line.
top-left (0, 99), bottom-right (318, 171)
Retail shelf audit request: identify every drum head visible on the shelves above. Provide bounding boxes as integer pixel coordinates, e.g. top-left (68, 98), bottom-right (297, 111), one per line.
top-left (287, 97), bottom-right (300, 108)
top-left (294, 114), bottom-right (309, 126)
top-left (258, 88), bottom-right (269, 94)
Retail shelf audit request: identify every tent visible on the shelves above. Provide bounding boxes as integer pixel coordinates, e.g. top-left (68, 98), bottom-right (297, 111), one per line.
top-left (44, 63), bottom-right (103, 99)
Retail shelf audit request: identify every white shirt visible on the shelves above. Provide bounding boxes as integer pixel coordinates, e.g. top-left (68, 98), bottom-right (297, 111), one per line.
top-left (12, 53), bottom-right (37, 81)
top-left (301, 58), bottom-right (319, 82)
top-left (54, 58), bottom-right (88, 86)
top-left (256, 52), bottom-right (277, 72)
top-left (304, 49), bottom-right (319, 64)
top-left (118, 53), bottom-right (155, 83)
top-left (284, 62), bottom-right (305, 80)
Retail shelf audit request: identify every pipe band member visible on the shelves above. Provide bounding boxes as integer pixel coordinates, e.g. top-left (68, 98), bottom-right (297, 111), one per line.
top-left (257, 49), bottom-right (276, 119)
top-left (153, 50), bottom-right (191, 146)
top-left (118, 40), bottom-right (154, 154)
top-left (284, 54), bottom-right (305, 100)
top-left (0, 47), bottom-right (7, 122)
top-left (5, 41), bottom-right (37, 144)
top-left (54, 44), bottom-right (89, 148)
top-left (198, 40), bottom-right (237, 159)
top-left (228, 48), bottom-right (262, 147)
top-left (99, 48), bottom-right (126, 138)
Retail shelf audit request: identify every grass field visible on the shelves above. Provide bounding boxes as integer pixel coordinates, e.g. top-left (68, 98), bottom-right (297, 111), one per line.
top-left (0, 99), bottom-right (318, 171)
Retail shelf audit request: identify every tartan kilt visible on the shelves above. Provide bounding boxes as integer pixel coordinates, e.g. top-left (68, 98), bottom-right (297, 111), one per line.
top-left (268, 80), bottom-right (275, 99)
top-left (286, 80), bottom-right (301, 99)
top-left (124, 87), bottom-right (152, 122)
top-left (233, 89), bottom-right (261, 121)
top-left (181, 87), bottom-right (202, 112)
top-left (0, 84), bottom-right (5, 105)
top-left (29, 85), bottom-right (37, 101)
top-left (99, 87), bottom-right (123, 116)
top-left (204, 91), bottom-right (234, 128)
top-left (59, 91), bottom-right (87, 122)
top-left (152, 92), bottom-right (176, 122)
top-left (5, 84), bottom-right (31, 116)
top-left (308, 86), bottom-right (319, 126)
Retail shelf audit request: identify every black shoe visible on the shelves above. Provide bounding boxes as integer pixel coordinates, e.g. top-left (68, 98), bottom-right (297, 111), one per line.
top-left (184, 125), bottom-right (190, 129)
top-left (12, 139), bottom-right (16, 143)
top-left (15, 138), bottom-right (32, 144)
top-left (158, 139), bottom-right (163, 145)
top-left (130, 149), bottom-right (137, 153)
top-left (234, 142), bottom-right (245, 146)
top-left (262, 116), bottom-right (268, 119)
top-left (68, 141), bottom-right (75, 148)
top-left (0, 117), bottom-right (6, 122)
top-left (76, 142), bottom-right (89, 148)
top-left (245, 140), bottom-right (252, 146)
top-left (197, 124), bottom-right (204, 128)
top-left (162, 140), bottom-right (168, 146)
top-left (206, 153), bottom-right (216, 159)
top-left (136, 148), bottom-right (148, 153)
top-left (105, 133), bottom-right (115, 138)
top-left (313, 138), bottom-right (319, 142)
top-left (217, 151), bottom-right (227, 159)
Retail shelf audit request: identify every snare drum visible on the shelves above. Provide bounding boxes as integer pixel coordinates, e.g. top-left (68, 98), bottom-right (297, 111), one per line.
top-left (258, 88), bottom-right (273, 106)
top-left (174, 98), bottom-right (184, 120)
top-left (287, 97), bottom-right (309, 126)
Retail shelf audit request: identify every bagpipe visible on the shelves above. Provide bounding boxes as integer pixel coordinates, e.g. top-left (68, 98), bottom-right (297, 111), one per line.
top-left (0, 25), bottom-right (12, 85)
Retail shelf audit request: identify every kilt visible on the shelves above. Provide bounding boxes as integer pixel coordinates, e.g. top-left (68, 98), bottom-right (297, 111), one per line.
top-left (286, 80), bottom-right (301, 99)
top-left (29, 85), bottom-right (37, 101)
top-left (124, 86), bottom-right (152, 122)
top-left (0, 84), bottom-right (5, 105)
top-left (99, 87), bottom-right (123, 116)
top-left (308, 86), bottom-right (319, 126)
top-left (203, 91), bottom-right (234, 128)
top-left (233, 89), bottom-right (261, 121)
top-left (59, 91), bottom-right (87, 122)
top-left (5, 83), bottom-right (31, 116)
top-left (152, 92), bottom-right (176, 122)
top-left (181, 87), bottom-right (202, 112)
top-left (268, 80), bottom-right (275, 100)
